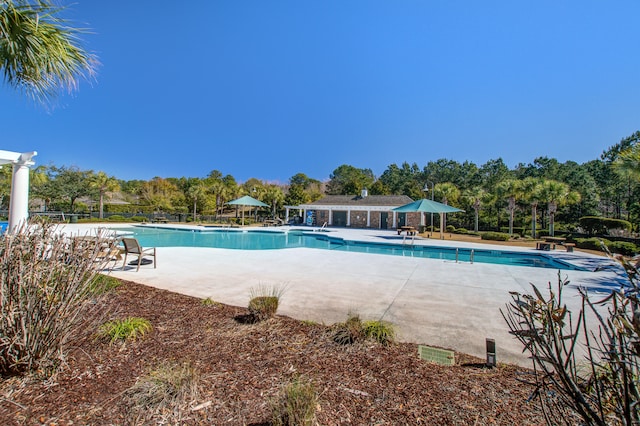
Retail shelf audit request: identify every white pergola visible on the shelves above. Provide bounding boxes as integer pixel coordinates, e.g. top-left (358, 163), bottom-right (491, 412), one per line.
top-left (0, 150), bottom-right (37, 233)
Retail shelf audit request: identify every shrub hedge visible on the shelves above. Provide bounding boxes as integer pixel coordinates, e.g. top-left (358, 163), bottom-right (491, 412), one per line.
top-left (481, 231), bottom-right (511, 241)
top-left (579, 216), bottom-right (632, 236)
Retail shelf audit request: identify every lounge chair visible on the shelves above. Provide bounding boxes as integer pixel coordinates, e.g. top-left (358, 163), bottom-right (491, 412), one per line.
top-left (121, 237), bottom-right (157, 271)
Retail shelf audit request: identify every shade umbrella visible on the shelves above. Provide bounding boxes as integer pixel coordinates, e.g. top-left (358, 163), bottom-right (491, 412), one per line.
top-left (392, 199), bottom-right (464, 239)
top-left (227, 195), bottom-right (269, 225)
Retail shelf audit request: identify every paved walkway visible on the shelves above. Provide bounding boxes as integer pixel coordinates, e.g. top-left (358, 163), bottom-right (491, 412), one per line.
top-left (62, 223), bottom-right (625, 366)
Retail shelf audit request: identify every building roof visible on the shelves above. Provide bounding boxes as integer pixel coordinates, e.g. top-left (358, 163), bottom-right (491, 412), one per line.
top-left (307, 194), bottom-right (414, 207)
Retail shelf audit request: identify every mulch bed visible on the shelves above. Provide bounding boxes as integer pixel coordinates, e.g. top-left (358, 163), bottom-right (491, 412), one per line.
top-left (0, 280), bottom-right (544, 425)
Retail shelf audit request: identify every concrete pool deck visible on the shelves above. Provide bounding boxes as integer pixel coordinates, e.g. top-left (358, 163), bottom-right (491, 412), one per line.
top-left (62, 223), bottom-right (627, 366)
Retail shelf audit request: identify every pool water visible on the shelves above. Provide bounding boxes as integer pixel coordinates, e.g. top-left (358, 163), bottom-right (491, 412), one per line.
top-left (0, 222), bottom-right (7, 233)
top-left (114, 226), bottom-right (584, 271)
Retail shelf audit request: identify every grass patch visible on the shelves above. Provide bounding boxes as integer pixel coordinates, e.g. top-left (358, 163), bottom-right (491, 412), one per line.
top-left (99, 317), bottom-right (152, 343)
top-left (89, 274), bottom-right (122, 295)
top-left (332, 314), bottom-right (366, 345)
top-left (200, 297), bottom-right (219, 307)
top-left (124, 360), bottom-right (199, 424)
top-left (247, 284), bottom-right (287, 322)
top-left (363, 320), bottom-right (396, 345)
top-left (332, 314), bottom-right (396, 346)
top-left (271, 375), bottom-right (318, 426)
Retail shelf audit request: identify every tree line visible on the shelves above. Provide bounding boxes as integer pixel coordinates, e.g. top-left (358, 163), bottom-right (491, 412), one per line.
top-left (0, 131), bottom-right (638, 233)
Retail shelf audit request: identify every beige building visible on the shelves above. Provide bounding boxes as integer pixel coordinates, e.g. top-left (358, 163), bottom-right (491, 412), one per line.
top-left (285, 192), bottom-right (421, 229)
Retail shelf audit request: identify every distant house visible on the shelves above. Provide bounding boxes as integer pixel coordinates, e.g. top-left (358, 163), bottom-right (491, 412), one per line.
top-left (285, 190), bottom-right (421, 229)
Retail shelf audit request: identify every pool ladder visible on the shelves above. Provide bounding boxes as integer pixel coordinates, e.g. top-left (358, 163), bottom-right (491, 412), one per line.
top-left (402, 232), bottom-right (415, 246)
top-left (455, 248), bottom-right (474, 264)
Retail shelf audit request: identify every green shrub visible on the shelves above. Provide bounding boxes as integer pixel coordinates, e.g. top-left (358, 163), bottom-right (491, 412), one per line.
top-left (481, 231), bottom-right (511, 241)
top-left (201, 297), bottom-right (219, 306)
top-left (332, 314), bottom-right (365, 345)
top-left (579, 216), bottom-right (633, 236)
top-left (363, 320), bottom-right (395, 345)
top-left (332, 314), bottom-right (396, 345)
top-left (608, 241), bottom-right (639, 256)
top-left (454, 227), bottom-right (468, 234)
top-left (271, 376), bottom-right (318, 426)
top-left (107, 214), bottom-right (126, 222)
top-left (575, 238), bottom-right (610, 252)
top-left (247, 284), bottom-right (286, 322)
top-left (99, 317), bottom-right (152, 343)
top-left (0, 222), bottom-right (115, 376)
top-left (124, 361), bottom-right (199, 424)
top-left (446, 225), bottom-right (456, 232)
top-left (131, 215), bottom-right (148, 222)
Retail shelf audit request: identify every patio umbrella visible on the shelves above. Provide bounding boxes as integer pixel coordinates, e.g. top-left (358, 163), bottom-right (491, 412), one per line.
top-left (392, 199), bottom-right (464, 239)
top-left (227, 195), bottom-right (269, 225)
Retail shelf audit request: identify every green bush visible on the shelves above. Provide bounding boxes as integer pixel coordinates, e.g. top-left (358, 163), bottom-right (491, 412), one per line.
top-left (271, 376), bottom-right (318, 426)
top-left (131, 215), bottom-right (148, 222)
top-left (481, 231), bottom-right (511, 241)
top-left (579, 216), bottom-right (632, 236)
top-left (608, 241), bottom-right (639, 256)
top-left (363, 320), bottom-right (395, 345)
top-left (247, 284), bottom-right (286, 322)
top-left (332, 314), bottom-right (365, 345)
top-left (446, 225), bottom-right (456, 232)
top-left (332, 314), bottom-right (396, 346)
top-left (201, 297), bottom-right (219, 306)
top-left (99, 317), bottom-right (152, 343)
top-left (107, 214), bottom-right (126, 222)
top-left (453, 227), bottom-right (468, 234)
top-left (575, 238), bottom-right (609, 252)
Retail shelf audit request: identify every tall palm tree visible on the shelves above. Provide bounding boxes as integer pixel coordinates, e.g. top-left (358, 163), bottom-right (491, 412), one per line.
top-left (614, 145), bottom-right (640, 180)
top-left (263, 184), bottom-right (285, 218)
top-left (495, 179), bottom-right (523, 236)
top-left (186, 181), bottom-right (207, 221)
top-left (434, 182), bottom-right (460, 232)
top-left (520, 177), bottom-right (543, 238)
top-left (89, 171), bottom-right (120, 219)
top-left (0, 0), bottom-right (97, 103)
top-left (539, 180), bottom-right (581, 236)
top-left (462, 187), bottom-right (485, 232)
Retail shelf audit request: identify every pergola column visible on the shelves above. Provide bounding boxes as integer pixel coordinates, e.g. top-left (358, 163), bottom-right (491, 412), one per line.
top-left (0, 150), bottom-right (37, 234)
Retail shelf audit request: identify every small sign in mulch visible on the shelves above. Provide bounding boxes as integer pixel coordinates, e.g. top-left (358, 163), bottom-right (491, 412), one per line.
top-left (418, 345), bottom-right (455, 366)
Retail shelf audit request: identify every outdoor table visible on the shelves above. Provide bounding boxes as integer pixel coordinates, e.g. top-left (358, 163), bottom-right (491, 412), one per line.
top-left (397, 226), bottom-right (417, 236)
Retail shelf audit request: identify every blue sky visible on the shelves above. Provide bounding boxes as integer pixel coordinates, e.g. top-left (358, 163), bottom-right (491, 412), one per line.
top-left (2, 1), bottom-right (639, 183)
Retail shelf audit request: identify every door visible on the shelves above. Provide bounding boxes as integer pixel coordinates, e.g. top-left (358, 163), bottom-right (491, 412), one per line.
top-left (398, 213), bottom-right (406, 227)
top-left (333, 211), bottom-right (347, 227)
top-left (380, 212), bottom-right (388, 229)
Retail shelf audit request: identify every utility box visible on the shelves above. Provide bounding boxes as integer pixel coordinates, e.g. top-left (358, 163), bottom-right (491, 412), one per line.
top-left (486, 338), bottom-right (496, 368)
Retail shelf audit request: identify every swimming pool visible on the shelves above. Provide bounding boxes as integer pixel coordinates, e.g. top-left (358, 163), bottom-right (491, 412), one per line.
top-left (113, 226), bottom-right (585, 271)
top-left (0, 221), bottom-right (7, 233)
